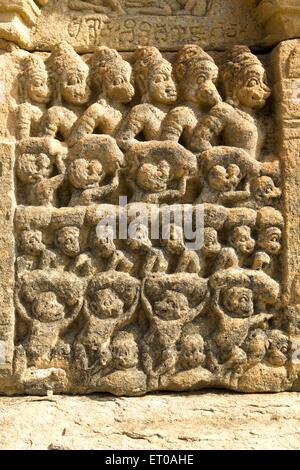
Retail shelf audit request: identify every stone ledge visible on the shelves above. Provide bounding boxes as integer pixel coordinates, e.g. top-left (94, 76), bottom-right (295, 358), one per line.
top-left (0, 392), bottom-right (299, 450)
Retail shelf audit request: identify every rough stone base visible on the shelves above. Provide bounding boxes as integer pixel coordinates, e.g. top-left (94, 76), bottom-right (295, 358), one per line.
top-left (0, 392), bottom-right (299, 450)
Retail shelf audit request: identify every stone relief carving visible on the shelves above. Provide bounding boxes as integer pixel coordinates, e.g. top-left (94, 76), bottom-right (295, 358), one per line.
top-left (2, 37), bottom-right (291, 396)
top-left (68, 0), bottom-right (214, 17)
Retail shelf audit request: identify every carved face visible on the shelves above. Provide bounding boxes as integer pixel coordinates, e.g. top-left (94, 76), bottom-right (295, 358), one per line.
top-left (258, 227), bottom-right (282, 255)
top-left (252, 176), bottom-right (281, 205)
top-left (222, 287), bottom-right (254, 318)
top-left (89, 288), bottom-right (124, 319)
top-left (20, 230), bottom-right (44, 256)
top-left (235, 64), bottom-right (271, 109)
top-left (127, 222), bottom-right (151, 252)
top-left (32, 291), bottom-right (65, 323)
top-left (26, 71), bottom-right (50, 104)
top-left (68, 159), bottom-right (104, 189)
top-left (202, 227), bottom-right (221, 256)
top-left (90, 231), bottom-right (116, 257)
top-left (102, 64), bottom-right (134, 103)
top-left (268, 330), bottom-right (289, 366)
top-left (17, 153), bottom-right (53, 183)
top-left (208, 164), bottom-right (241, 192)
top-left (154, 290), bottom-right (189, 321)
top-left (112, 339), bottom-right (139, 370)
top-left (148, 64), bottom-right (177, 105)
top-left (243, 329), bottom-right (268, 361)
top-left (60, 68), bottom-right (90, 105)
top-left (55, 226), bottom-right (80, 257)
top-left (165, 224), bottom-right (185, 255)
top-left (230, 226), bottom-right (255, 255)
top-left (136, 161), bottom-right (170, 192)
top-left (183, 61), bottom-right (221, 107)
top-left (179, 334), bottom-right (205, 369)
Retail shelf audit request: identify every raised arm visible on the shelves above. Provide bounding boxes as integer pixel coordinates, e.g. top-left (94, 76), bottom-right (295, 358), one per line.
top-left (15, 291), bottom-right (32, 324)
top-left (116, 105), bottom-right (146, 152)
top-left (140, 279), bottom-right (154, 321)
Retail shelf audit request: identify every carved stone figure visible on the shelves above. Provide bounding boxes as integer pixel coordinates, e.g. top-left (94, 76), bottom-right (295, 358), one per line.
top-left (67, 135), bottom-right (124, 206)
top-left (126, 141), bottom-right (197, 203)
top-left (161, 45), bottom-right (221, 149)
top-left (40, 42), bottom-right (91, 141)
top-left (209, 268), bottom-right (280, 380)
top-left (16, 137), bottom-right (67, 207)
top-left (15, 270), bottom-right (84, 368)
top-left (75, 272), bottom-right (140, 374)
top-left (141, 274), bottom-right (208, 387)
top-left (191, 46), bottom-right (271, 159)
top-left (68, 47), bottom-right (134, 147)
top-left (17, 55), bottom-right (51, 140)
top-left (117, 46), bottom-right (177, 151)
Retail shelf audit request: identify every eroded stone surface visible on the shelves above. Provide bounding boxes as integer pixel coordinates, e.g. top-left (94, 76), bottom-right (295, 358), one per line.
top-left (0, 392), bottom-right (300, 450)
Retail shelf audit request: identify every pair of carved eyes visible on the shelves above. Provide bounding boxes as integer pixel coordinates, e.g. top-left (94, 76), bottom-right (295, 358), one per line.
top-left (153, 74), bottom-right (170, 84)
top-left (112, 77), bottom-right (126, 86)
top-left (67, 76), bottom-right (83, 86)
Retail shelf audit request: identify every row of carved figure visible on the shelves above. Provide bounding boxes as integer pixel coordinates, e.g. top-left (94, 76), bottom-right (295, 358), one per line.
top-left (68, 0), bottom-right (214, 16)
top-left (14, 268), bottom-right (288, 392)
top-left (15, 42), bottom-right (279, 208)
top-left (15, 204), bottom-right (283, 279)
top-left (17, 41), bottom-right (271, 159)
top-left (16, 136), bottom-right (281, 208)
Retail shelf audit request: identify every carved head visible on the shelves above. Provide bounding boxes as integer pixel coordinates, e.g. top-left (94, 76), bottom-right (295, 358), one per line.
top-left (222, 286), bottom-right (254, 318)
top-left (267, 330), bottom-right (289, 366)
top-left (127, 222), bottom-right (152, 252)
top-left (229, 225), bottom-right (255, 255)
top-left (163, 224), bottom-right (186, 255)
top-left (90, 47), bottom-right (134, 103)
top-left (32, 291), bottom-right (65, 323)
top-left (111, 332), bottom-right (139, 370)
top-left (220, 46), bottom-right (271, 109)
top-left (55, 226), bottom-right (81, 258)
top-left (202, 227), bottom-right (221, 256)
top-left (133, 46), bottom-right (177, 105)
top-left (16, 152), bottom-right (53, 184)
top-left (47, 41), bottom-right (91, 105)
top-left (20, 230), bottom-right (45, 256)
top-left (243, 329), bottom-right (268, 362)
top-left (136, 160), bottom-right (170, 193)
top-left (89, 227), bottom-right (116, 258)
top-left (20, 55), bottom-right (51, 104)
top-left (207, 163), bottom-right (242, 192)
top-left (154, 290), bottom-right (189, 320)
top-left (257, 207), bottom-right (284, 255)
top-left (179, 334), bottom-right (205, 369)
top-left (89, 288), bottom-right (124, 319)
top-left (68, 158), bottom-right (105, 190)
top-left (251, 175), bottom-right (281, 206)
top-left (174, 45), bottom-right (221, 107)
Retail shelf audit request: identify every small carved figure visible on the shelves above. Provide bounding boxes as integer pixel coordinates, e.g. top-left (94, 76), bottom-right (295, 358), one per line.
top-left (68, 47), bottom-right (134, 147)
top-left (17, 55), bottom-right (51, 140)
top-left (16, 137), bottom-right (67, 207)
top-left (225, 208), bottom-right (257, 268)
top-left (40, 42), bottom-right (91, 140)
top-left (196, 147), bottom-right (260, 206)
top-left (161, 223), bottom-right (200, 274)
top-left (178, 333), bottom-right (205, 370)
top-left (15, 270), bottom-right (84, 368)
top-left (75, 272), bottom-right (140, 372)
top-left (191, 46), bottom-right (271, 159)
top-left (209, 268), bottom-right (280, 377)
top-left (266, 330), bottom-right (289, 366)
top-left (160, 45), bottom-right (221, 149)
top-left (256, 207), bottom-right (284, 256)
top-left (250, 175), bottom-right (282, 208)
top-left (126, 221), bottom-right (168, 277)
top-left (126, 141), bottom-right (197, 203)
top-left (17, 229), bottom-right (56, 274)
top-left (141, 274), bottom-right (208, 387)
top-left (111, 331), bottom-right (139, 370)
top-left (67, 135), bottom-right (124, 206)
top-left (242, 329), bottom-right (269, 368)
top-left (117, 47), bottom-right (177, 151)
